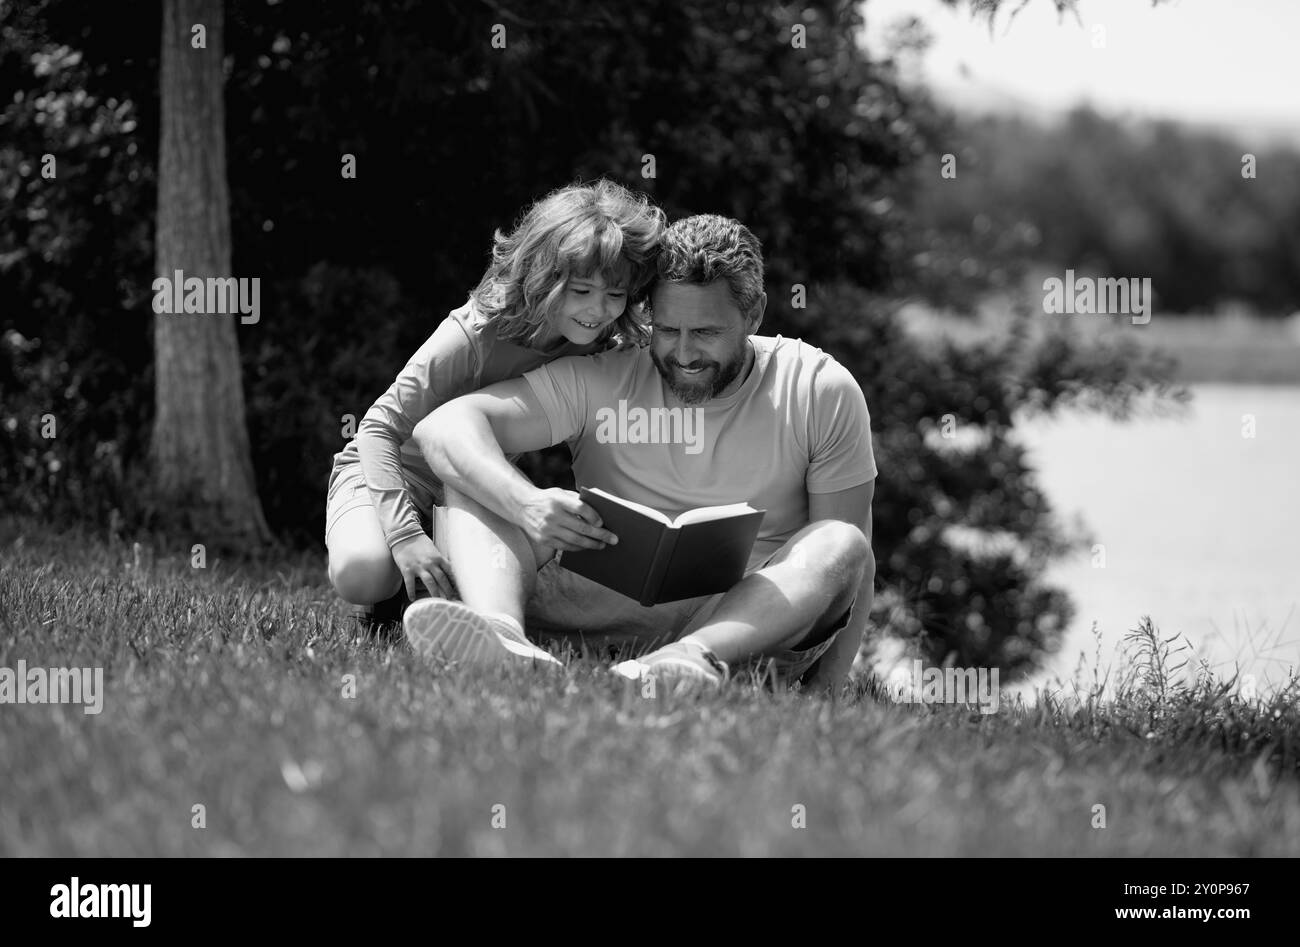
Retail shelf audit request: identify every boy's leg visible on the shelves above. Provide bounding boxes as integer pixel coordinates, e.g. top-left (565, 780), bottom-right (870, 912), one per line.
top-left (326, 501), bottom-right (403, 606)
top-left (676, 519), bottom-right (871, 666)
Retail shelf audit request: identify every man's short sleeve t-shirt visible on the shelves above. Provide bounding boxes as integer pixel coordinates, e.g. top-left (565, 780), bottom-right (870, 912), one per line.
top-left (523, 335), bottom-right (877, 569)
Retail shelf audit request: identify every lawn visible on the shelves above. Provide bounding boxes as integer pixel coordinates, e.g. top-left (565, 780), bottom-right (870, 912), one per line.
top-left (1, 517), bottom-right (1297, 857)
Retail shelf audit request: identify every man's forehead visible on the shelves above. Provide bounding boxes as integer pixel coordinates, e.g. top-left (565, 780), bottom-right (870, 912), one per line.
top-left (650, 281), bottom-right (742, 325)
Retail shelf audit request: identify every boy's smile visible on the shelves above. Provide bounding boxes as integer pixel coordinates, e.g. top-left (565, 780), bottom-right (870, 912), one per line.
top-left (556, 272), bottom-right (628, 342)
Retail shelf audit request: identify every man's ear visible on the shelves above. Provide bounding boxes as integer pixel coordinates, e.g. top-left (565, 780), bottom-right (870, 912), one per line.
top-left (747, 291), bottom-right (767, 331)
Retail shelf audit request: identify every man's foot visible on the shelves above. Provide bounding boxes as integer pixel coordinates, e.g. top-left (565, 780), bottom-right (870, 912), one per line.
top-left (611, 639), bottom-right (729, 694)
top-left (403, 598), bottom-right (563, 669)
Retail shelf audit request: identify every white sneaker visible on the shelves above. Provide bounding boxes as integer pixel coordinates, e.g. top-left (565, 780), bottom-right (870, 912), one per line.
top-left (611, 640), bottom-right (729, 693)
top-left (403, 599), bottom-right (562, 668)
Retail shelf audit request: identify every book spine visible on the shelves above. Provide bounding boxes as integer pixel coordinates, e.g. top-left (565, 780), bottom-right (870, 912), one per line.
top-left (639, 528), bottom-right (680, 606)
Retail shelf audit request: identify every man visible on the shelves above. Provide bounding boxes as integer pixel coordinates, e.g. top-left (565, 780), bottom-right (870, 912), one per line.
top-left (407, 214), bottom-right (877, 694)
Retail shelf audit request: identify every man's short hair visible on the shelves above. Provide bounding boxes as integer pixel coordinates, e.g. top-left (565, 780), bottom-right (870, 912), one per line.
top-left (651, 214), bottom-right (764, 318)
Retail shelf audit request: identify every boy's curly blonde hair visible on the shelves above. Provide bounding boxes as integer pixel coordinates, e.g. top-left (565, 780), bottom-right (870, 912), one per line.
top-left (471, 180), bottom-right (666, 349)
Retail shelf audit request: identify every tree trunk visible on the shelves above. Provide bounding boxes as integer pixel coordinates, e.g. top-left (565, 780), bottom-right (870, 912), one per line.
top-left (152, 0), bottom-right (269, 544)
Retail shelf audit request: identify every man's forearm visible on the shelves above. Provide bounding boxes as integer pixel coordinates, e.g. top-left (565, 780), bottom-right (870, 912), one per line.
top-left (415, 405), bottom-right (535, 522)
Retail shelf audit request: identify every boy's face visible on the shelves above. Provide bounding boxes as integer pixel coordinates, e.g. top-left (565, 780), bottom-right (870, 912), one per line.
top-left (649, 280), bottom-right (763, 404)
top-left (554, 272), bottom-right (628, 345)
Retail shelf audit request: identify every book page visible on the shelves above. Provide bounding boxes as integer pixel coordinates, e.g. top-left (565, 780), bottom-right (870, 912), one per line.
top-left (671, 503), bottom-right (759, 527)
top-left (581, 487), bottom-right (672, 526)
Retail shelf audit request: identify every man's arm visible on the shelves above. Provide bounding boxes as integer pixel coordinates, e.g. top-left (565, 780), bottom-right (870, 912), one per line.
top-left (411, 377), bottom-right (616, 551)
top-left (413, 377), bottom-right (555, 521)
top-left (802, 479), bottom-right (877, 692)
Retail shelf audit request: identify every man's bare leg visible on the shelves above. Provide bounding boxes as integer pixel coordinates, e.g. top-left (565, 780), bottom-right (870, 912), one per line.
top-left (679, 519), bottom-right (871, 666)
top-left (441, 483), bottom-right (553, 625)
top-left (442, 484), bottom-right (706, 651)
top-left (800, 563), bottom-right (877, 693)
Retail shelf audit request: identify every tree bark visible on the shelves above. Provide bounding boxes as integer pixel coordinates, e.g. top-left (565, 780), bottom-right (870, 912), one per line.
top-left (153, 0), bottom-right (269, 544)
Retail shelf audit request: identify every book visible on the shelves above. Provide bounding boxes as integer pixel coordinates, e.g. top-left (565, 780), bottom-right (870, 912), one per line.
top-left (557, 486), bottom-right (767, 606)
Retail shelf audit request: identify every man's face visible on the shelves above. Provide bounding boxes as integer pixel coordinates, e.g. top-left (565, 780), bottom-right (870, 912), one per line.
top-left (649, 281), bottom-right (761, 404)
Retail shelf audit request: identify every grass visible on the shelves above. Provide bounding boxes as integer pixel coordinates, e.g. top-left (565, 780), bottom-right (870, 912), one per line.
top-left (1, 517), bottom-right (1298, 856)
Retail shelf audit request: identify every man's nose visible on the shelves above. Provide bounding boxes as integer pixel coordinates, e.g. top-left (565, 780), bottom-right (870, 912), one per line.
top-left (675, 336), bottom-right (698, 365)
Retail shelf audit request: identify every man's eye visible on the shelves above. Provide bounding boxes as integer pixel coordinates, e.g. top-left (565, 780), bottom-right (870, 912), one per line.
top-left (571, 288), bottom-right (589, 295)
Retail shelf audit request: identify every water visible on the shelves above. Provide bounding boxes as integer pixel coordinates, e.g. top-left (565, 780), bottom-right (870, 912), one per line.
top-left (1010, 384), bottom-right (1300, 699)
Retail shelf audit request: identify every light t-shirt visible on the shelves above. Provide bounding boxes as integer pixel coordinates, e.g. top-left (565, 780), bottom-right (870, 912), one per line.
top-left (523, 334), bottom-right (877, 569)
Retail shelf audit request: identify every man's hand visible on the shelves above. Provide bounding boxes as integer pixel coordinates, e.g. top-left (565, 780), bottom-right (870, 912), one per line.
top-left (390, 533), bottom-right (455, 600)
top-left (519, 488), bottom-right (618, 552)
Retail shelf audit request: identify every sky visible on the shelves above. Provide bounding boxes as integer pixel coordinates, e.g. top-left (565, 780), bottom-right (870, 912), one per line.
top-left (860, 0), bottom-right (1300, 144)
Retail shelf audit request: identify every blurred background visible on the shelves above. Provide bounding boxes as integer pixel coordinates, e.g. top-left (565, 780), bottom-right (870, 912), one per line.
top-left (1, 0), bottom-right (1296, 692)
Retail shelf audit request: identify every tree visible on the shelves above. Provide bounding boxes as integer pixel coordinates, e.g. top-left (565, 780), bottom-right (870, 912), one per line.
top-left (152, 0), bottom-right (268, 543)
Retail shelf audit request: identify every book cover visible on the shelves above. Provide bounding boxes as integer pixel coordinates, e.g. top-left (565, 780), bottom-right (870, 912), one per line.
top-left (557, 487), bottom-right (766, 606)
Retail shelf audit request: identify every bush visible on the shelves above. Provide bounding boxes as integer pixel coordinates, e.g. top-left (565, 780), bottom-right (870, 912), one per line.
top-left (0, 328), bottom-right (148, 528)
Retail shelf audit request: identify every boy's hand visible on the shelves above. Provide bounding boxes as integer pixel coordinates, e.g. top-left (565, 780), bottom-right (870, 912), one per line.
top-left (391, 533), bottom-right (455, 600)
top-left (519, 488), bottom-right (618, 552)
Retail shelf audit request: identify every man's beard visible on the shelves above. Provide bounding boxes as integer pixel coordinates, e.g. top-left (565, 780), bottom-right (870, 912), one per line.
top-left (650, 344), bottom-right (747, 405)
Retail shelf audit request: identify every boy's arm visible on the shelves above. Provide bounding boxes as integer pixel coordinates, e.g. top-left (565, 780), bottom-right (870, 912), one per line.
top-left (356, 317), bottom-right (477, 548)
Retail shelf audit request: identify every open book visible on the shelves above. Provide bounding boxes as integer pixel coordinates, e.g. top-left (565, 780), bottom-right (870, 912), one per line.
top-left (557, 486), bottom-right (767, 606)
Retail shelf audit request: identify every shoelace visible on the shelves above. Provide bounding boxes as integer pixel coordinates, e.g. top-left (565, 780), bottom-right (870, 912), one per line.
top-left (673, 640), bottom-right (729, 681)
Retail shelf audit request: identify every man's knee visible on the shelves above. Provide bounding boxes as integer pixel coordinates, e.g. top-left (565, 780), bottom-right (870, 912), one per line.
top-left (328, 549), bottom-right (399, 605)
top-left (804, 519), bottom-right (872, 583)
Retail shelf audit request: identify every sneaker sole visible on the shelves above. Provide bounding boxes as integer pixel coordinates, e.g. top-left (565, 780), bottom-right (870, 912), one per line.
top-left (404, 599), bottom-right (511, 667)
top-left (404, 599), bottom-right (562, 669)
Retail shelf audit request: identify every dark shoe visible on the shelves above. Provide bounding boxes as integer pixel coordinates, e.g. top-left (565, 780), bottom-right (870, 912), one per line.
top-left (350, 587), bottom-right (410, 641)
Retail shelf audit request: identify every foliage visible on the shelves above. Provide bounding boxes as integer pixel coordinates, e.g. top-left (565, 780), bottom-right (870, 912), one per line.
top-left (905, 107), bottom-right (1300, 314)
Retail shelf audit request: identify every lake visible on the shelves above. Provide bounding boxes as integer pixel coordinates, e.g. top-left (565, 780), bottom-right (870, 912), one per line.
top-left (1008, 383), bottom-right (1300, 700)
